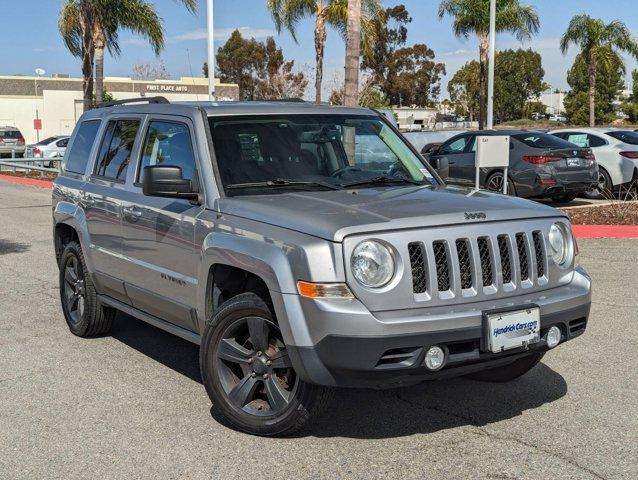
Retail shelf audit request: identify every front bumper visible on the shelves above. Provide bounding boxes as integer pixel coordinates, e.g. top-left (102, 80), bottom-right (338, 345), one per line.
top-left (277, 267), bottom-right (591, 388)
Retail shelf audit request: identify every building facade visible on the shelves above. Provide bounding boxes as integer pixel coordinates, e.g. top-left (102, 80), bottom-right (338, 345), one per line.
top-left (0, 75), bottom-right (239, 144)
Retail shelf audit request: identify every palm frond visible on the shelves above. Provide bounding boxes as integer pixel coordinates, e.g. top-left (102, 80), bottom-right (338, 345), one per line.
top-left (58, 0), bottom-right (82, 58)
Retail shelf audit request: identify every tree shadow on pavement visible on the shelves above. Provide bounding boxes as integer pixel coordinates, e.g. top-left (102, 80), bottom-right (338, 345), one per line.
top-left (109, 312), bottom-right (567, 440)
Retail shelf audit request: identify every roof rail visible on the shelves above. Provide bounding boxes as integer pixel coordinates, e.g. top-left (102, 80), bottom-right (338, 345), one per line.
top-left (96, 96), bottom-right (170, 108)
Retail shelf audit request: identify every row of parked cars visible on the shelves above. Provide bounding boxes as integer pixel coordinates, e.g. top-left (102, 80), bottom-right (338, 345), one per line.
top-left (421, 127), bottom-right (638, 202)
top-left (0, 126), bottom-right (69, 166)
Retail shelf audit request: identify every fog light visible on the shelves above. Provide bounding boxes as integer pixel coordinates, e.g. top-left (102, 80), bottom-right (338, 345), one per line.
top-left (425, 346), bottom-right (445, 371)
top-left (546, 326), bottom-right (561, 349)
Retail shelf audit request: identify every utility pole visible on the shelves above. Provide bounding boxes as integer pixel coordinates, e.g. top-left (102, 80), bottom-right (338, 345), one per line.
top-left (343, 0), bottom-right (361, 107)
top-left (486, 0), bottom-right (496, 129)
top-left (206, 0), bottom-right (216, 101)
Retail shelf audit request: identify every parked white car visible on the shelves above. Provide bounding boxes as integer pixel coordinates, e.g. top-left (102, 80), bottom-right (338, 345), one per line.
top-left (26, 136), bottom-right (69, 167)
top-left (551, 128), bottom-right (638, 199)
top-left (548, 114), bottom-right (567, 123)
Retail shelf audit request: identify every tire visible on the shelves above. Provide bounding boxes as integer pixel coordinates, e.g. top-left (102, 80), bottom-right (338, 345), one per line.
top-left (465, 352), bottom-right (545, 383)
top-left (584, 168), bottom-right (612, 200)
top-left (59, 241), bottom-right (115, 337)
top-left (485, 171), bottom-right (517, 196)
top-left (200, 293), bottom-right (332, 436)
top-left (550, 193), bottom-right (578, 204)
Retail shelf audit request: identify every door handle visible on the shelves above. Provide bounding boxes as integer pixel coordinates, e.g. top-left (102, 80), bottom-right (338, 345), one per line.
top-left (122, 205), bottom-right (142, 221)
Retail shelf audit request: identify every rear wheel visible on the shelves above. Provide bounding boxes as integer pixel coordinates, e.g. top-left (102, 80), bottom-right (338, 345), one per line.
top-left (59, 241), bottom-right (115, 336)
top-left (200, 293), bottom-right (332, 436)
top-left (584, 168), bottom-right (612, 199)
top-left (485, 171), bottom-right (516, 196)
top-left (465, 352), bottom-right (545, 383)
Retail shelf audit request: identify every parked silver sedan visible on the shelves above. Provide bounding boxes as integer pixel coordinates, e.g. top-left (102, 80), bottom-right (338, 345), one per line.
top-left (26, 136), bottom-right (69, 167)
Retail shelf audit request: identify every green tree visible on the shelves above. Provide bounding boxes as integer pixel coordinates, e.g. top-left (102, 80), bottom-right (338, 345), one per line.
top-left (493, 49), bottom-right (546, 122)
top-left (329, 78), bottom-right (391, 108)
top-left (438, 0), bottom-right (539, 129)
top-left (560, 15), bottom-right (638, 126)
top-left (564, 47), bottom-right (625, 125)
top-left (266, 0), bottom-right (381, 103)
top-left (59, 0), bottom-right (196, 111)
top-left (622, 69), bottom-right (638, 122)
top-left (447, 60), bottom-right (480, 120)
top-left (361, 4), bottom-right (444, 106)
top-left (216, 30), bottom-right (307, 101)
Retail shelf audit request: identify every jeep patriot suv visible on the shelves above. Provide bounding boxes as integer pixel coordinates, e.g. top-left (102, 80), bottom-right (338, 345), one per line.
top-left (53, 98), bottom-right (591, 436)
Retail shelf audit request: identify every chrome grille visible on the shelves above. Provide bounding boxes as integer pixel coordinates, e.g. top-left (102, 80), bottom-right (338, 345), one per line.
top-left (477, 237), bottom-right (493, 286)
top-left (408, 242), bottom-right (427, 294)
top-left (432, 241), bottom-right (451, 291)
top-left (407, 230), bottom-right (549, 299)
top-left (533, 231), bottom-right (545, 277)
top-left (516, 233), bottom-right (530, 281)
top-left (456, 239), bottom-right (473, 289)
top-left (498, 235), bottom-right (512, 284)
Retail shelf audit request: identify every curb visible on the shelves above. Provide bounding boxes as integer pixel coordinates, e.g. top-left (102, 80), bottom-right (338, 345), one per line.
top-left (0, 174), bottom-right (54, 189)
top-left (572, 225), bottom-right (638, 239)
top-left (0, 175), bottom-right (636, 238)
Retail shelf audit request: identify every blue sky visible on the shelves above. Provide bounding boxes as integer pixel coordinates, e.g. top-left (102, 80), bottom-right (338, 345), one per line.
top-left (3, 0), bottom-right (638, 99)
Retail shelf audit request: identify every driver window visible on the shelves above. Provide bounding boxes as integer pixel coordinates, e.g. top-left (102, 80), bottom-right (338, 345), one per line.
top-left (138, 121), bottom-right (195, 183)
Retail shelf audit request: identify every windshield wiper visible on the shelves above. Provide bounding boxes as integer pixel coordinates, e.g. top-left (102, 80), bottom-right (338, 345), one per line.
top-left (341, 176), bottom-right (424, 189)
top-left (226, 178), bottom-right (341, 191)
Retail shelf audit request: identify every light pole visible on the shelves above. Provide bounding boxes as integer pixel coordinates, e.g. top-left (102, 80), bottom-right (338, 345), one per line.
top-left (34, 68), bottom-right (45, 143)
top-left (206, 0), bottom-right (216, 101)
top-left (486, 0), bottom-right (496, 129)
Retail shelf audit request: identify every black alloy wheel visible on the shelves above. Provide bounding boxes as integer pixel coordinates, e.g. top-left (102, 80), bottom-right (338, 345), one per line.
top-left (486, 171), bottom-right (516, 196)
top-left (584, 168), bottom-right (612, 200)
top-left (62, 254), bottom-right (86, 326)
top-left (215, 315), bottom-right (297, 416)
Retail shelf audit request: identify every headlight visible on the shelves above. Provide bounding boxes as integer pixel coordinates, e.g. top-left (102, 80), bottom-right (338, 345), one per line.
top-left (548, 223), bottom-right (572, 267)
top-left (351, 240), bottom-right (395, 288)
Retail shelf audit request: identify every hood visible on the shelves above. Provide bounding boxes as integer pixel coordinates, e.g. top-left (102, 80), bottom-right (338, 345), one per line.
top-left (217, 185), bottom-right (565, 242)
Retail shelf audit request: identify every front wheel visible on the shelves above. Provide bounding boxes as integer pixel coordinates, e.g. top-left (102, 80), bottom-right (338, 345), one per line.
top-left (200, 293), bottom-right (332, 436)
top-left (465, 352), bottom-right (545, 383)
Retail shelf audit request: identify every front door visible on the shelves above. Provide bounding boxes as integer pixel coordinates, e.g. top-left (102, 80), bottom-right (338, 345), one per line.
top-left (435, 134), bottom-right (474, 184)
top-left (120, 117), bottom-right (203, 332)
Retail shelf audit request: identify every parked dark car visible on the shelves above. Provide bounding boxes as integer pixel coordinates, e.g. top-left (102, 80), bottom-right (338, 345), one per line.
top-left (424, 130), bottom-right (598, 203)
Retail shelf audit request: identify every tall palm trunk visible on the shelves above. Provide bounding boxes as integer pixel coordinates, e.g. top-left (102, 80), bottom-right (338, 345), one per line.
top-left (344, 0), bottom-right (361, 107)
top-left (314, 6), bottom-right (327, 104)
top-left (94, 29), bottom-right (106, 105)
top-left (588, 51), bottom-right (597, 127)
top-left (478, 33), bottom-right (489, 130)
top-left (79, 0), bottom-right (94, 112)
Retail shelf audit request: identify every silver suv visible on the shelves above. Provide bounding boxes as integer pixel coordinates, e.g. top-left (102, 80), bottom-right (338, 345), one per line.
top-left (52, 98), bottom-right (591, 436)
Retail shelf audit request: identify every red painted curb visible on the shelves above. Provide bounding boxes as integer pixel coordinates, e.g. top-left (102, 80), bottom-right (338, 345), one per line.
top-left (0, 174), bottom-right (53, 189)
top-left (573, 224), bottom-right (638, 239)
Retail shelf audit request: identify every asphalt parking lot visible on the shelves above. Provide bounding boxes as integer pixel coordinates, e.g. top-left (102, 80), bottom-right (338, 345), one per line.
top-left (1, 181), bottom-right (636, 480)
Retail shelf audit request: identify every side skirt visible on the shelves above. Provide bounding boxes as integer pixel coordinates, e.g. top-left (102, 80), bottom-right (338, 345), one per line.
top-left (98, 294), bottom-right (201, 345)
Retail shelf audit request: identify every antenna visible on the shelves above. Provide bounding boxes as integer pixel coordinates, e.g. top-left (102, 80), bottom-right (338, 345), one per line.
top-left (186, 48), bottom-right (200, 102)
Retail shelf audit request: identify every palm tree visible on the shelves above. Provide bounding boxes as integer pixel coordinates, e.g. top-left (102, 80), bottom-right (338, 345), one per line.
top-left (438, 0), bottom-right (539, 129)
top-left (59, 0), bottom-right (196, 111)
top-left (344, 0), bottom-right (361, 107)
top-left (267, 0), bottom-right (380, 103)
top-left (560, 15), bottom-right (638, 127)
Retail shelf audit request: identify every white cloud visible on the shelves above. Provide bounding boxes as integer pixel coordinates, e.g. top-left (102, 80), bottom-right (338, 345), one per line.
top-left (171, 26), bottom-right (275, 42)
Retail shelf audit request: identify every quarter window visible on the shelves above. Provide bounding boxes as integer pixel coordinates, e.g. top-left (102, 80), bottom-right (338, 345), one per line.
top-left (65, 120), bottom-right (101, 174)
top-left (94, 119), bottom-right (140, 181)
top-left (138, 121), bottom-right (196, 183)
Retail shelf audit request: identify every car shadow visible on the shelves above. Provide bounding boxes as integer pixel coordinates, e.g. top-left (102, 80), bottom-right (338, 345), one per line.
top-left (0, 238), bottom-right (30, 255)
top-left (110, 312), bottom-right (567, 440)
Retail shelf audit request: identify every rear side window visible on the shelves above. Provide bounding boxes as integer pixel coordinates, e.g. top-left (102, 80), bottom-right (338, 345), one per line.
top-left (65, 120), bottom-right (101, 174)
top-left (607, 131), bottom-right (638, 145)
top-left (56, 138), bottom-right (69, 148)
top-left (513, 133), bottom-right (573, 149)
top-left (94, 119), bottom-right (140, 181)
top-left (137, 121), bottom-right (195, 183)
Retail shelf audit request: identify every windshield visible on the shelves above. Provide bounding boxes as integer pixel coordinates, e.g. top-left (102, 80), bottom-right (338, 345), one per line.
top-left (607, 130), bottom-right (638, 145)
top-left (513, 132), bottom-right (574, 149)
top-left (208, 114), bottom-right (437, 196)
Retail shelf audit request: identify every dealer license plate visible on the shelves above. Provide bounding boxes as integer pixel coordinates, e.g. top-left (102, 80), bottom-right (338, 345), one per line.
top-left (486, 308), bottom-right (540, 353)
top-left (567, 157), bottom-right (581, 167)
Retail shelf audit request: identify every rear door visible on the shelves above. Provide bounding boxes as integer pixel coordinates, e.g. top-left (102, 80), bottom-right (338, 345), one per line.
top-left (119, 116), bottom-right (204, 332)
top-left (83, 116), bottom-right (143, 304)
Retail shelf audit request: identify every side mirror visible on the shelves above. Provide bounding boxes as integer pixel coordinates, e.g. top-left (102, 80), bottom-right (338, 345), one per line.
top-left (142, 165), bottom-right (199, 201)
